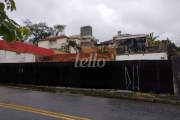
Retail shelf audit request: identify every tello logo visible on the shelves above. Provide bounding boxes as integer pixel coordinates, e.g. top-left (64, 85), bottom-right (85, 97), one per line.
top-left (74, 53), bottom-right (106, 68)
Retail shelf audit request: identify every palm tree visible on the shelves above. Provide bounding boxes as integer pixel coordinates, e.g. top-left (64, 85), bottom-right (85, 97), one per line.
top-left (148, 32), bottom-right (159, 46)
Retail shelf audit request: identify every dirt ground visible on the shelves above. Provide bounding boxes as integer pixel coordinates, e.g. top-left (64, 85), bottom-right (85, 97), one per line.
top-left (44, 53), bottom-right (112, 62)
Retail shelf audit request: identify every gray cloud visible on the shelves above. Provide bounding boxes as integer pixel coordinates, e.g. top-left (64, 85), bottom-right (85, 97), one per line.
top-left (7, 0), bottom-right (180, 44)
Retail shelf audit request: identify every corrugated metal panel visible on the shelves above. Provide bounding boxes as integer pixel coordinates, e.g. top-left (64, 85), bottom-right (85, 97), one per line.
top-left (0, 40), bottom-right (53, 56)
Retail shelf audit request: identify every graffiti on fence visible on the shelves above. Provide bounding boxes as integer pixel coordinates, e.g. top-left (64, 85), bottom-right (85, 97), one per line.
top-left (125, 66), bottom-right (140, 91)
top-left (18, 68), bottom-right (24, 73)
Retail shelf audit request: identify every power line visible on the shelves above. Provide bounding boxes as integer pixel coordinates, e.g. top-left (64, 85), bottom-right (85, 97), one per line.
top-left (170, 39), bottom-right (180, 41)
top-left (171, 38), bottom-right (180, 39)
top-left (172, 33), bottom-right (180, 40)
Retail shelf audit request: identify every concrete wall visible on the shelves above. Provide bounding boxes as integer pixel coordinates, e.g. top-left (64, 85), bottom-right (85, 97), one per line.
top-left (57, 38), bottom-right (68, 49)
top-left (50, 40), bottom-right (57, 49)
top-left (38, 41), bottom-right (50, 49)
top-left (116, 52), bottom-right (168, 61)
top-left (25, 53), bottom-right (35, 62)
top-left (172, 56), bottom-right (180, 95)
top-left (81, 41), bottom-right (93, 47)
top-left (69, 46), bottom-right (77, 54)
top-left (0, 50), bottom-right (35, 63)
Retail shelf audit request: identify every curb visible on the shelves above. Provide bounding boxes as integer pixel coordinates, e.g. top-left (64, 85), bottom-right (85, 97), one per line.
top-left (0, 84), bottom-right (179, 105)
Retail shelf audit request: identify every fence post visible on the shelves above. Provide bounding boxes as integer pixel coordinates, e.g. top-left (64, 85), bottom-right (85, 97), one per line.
top-left (59, 63), bottom-right (61, 86)
top-left (70, 65), bottom-right (72, 87)
top-left (122, 65), bottom-right (124, 90)
top-left (138, 60), bottom-right (141, 92)
top-left (172, 56), bottom-right (180, 95)
top-left (157, 61), bottom-right (160, 93)
top-left (34, 68), bottom-right (36, 85)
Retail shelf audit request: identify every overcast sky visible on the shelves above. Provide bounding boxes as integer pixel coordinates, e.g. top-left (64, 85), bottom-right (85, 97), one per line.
top-left (7, 0), bottom-right (180, 44)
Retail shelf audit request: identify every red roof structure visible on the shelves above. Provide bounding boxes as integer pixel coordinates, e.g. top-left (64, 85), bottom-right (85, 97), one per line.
top-left (0, 40), bottom-right (53, 56)
top-left (37, 35), bottom-right (68, 42)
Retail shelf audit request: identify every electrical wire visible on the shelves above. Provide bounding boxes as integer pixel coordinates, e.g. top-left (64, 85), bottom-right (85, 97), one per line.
top-left (172, 33), bottom-right (180, 40)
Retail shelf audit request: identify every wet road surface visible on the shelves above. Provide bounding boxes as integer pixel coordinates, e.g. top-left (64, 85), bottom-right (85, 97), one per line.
top-left (0, 86), bottom-right (180, 120)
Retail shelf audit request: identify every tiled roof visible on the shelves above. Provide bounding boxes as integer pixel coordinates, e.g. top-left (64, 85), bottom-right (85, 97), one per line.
top-left (37, 35), bottom-right (68, 42)
top-left (68, 37), bottom-right (80, 39)
top-left (101, 40), bottom-right (115, 44)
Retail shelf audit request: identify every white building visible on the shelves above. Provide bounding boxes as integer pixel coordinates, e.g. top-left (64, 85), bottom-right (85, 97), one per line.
top-left (38, 35), bottom-right (81, 53)
top-left (116, 53), bottom-right (168, 61)
top-left (69, 26), bottom-right (99, 46)
top-left (37, 35), bottom-right (69, 50)
top-left (68, 37), bottom-right (81, 47)
top-left (70, 34), bottom-right (99, 44)
top-left (115, 31), bottom-right (168, 61)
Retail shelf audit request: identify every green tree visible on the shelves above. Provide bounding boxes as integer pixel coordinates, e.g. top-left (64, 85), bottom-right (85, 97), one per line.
top-left (23, 19), bottom-right (66, 45)
top-left (148, 33), bottom-right (180, 59)
top-left (68, 40), bottom-right (76, 47)
top-left (159, 37), bottom-right (180, 59)
top-left (0, 0), bottom-right (29, 43)
top-left (148, 32), bottom-right (159, 45)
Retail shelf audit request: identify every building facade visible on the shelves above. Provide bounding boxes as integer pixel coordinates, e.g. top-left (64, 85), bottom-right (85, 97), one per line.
top-left (115, 31), bottom-right (167, 60)
top-left (37, 35), bottom-right (69, 50)
top-left (70, 26), bottom-right (99, 46)
top-left (38, 35), bottom-right (81, 53)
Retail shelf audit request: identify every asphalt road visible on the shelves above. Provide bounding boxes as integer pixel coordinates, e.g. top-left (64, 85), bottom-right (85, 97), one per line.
top-left (0, 86), bottom-right (180, 120)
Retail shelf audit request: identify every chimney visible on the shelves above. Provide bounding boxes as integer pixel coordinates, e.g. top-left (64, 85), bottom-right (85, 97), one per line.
top-left (113, 36), bottom-right (117, 40)
top-left (117, 30), bottom-right (121, 37)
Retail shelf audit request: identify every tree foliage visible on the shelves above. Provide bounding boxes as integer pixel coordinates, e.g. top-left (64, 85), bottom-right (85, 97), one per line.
top-left (148, 32), bottom-right (159, 45)
top-left (68, 40), bottom-right (76, 47)
top-left (148, 32), bottom-right (180, 59)
top-left (0, 0), bottom-right (29, 43)
top-left (23, 19), bottom-right (66, 44)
